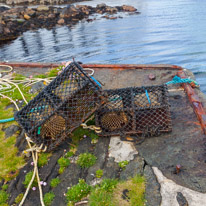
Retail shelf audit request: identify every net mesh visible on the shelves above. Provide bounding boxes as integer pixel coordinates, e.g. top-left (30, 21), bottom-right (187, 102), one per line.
top-left (15, 62), bottom-right (104, 151)
top-left (95, 85), bottom-right (172, 139)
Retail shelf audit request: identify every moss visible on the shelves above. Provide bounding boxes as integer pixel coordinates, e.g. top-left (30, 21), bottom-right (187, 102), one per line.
top-left (95, 169), bottom-right (103, 178)
top-left (23, 171), bottom-right (38, 188)
top-left (38, 153), bottom-right (52, 167)
top-left (71, 127), bottom-right (99, 145)
top-left (112, 175), bottom-right (146, 206)
top-left (50, 177), bottom-right (60, 188)
top-left (1, 185), bottom-right (8, 191)
top-left (14, 193), bottom-right (23, 204)
top-left (118, 160), bottom-right (129, 170)
top-left (66, 179), bottom-right (91, 204)
top-left (77, 153), bottom-right (97, 168)
top-left (43, 192), bottom-right (55, 206)
top-left (0, 190), bottom-right (9, 205)
top-left (58, 157), bottom-right (70, 174)
top-left (0, 129), bottom-right (25, 181)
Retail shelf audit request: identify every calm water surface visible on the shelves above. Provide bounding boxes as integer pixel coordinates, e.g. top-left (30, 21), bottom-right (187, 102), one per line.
top-left (1, 0), bottom-right (206, 92)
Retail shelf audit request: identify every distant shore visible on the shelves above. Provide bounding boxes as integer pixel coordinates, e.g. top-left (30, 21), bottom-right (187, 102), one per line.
top-left (0, 4), bottom-right (139, 43)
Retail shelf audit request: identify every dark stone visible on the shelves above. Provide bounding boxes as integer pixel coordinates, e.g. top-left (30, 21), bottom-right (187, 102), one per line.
top-left (176, 192), bottom-right (189, 206)
top-left (30, 81), bottom-right (45, 93)
top-left (86, 137), bottom-right (110, 183)
top-left (4, 124), bottom-right (21, 138)
top-left (96, 3), bottom-right (107, 9)
top-left (120, 155), bottom-right (144, 180)
top-left (122, 189), bottom-right (130, 200)
top-left (103, 157), bottom-right (119, 179)
top-left (144, 165), bottom-right (161, 206)
top-left (0, 5), bottom-right (10, 12)
top-left (148, 73), bottom-right (156, 80)
top-left (51, 163), bottom-right (81, 206)
top-left (76, 137), bottom-right (93, 155)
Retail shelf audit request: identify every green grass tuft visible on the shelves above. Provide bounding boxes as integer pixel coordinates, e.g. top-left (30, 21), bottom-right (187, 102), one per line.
top-left (95, 169), bottom-right (103, 178)
top-left (66, 179), bottom-right (91, 204)
top-left (43, 192), bottom-right (55, 206)
top-left (118, 160), bottom-right (129, 170)
top-left (0, 190), bottom-right (9, 205)
top-left (50, 177), bottom-right (61, 188)
top-left (77, 153), bottom-right (97, 168)
top-left (23, 171), bottom-right (38, 188)
top-left (38, 153), bottom-right (52, 167)
top-left (58, 157), bottom-right (70, 174)
top-left (15, 193), bottom-right (23, 204)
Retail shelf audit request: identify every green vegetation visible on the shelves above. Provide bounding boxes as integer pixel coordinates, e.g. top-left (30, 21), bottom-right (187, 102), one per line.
top-left (77, 153), bottom-right (97, 168)
top-left (50, 177), bottom-right (61, 188)
top-left (89, 179), bottom-right (118, 206)
top-left (113, 175), bottom-right (146, 206)
top-left (71, 127), bottom-right (99, 146)
top-left (66, 179), bottom-right (91, 205)
top-left (95, 169), bottom-right (103, 178)
top-left (0, 190), bottom-right (9, 205)
top-left (43, 192), bottom-right (55, 206)
top-left (58, 157), bottom-right (70, 174)
top-left (38, 153), bottom-right (52, 167)
top-left (65, 151), bottom-right (75, 158)
top-left (15, 193), bottom-right (24, 204)
top-left (118, 160), bottom-right (129, 170)
top-left (89, 176), bottom-right (146, 206)
top-left (0, 127), bottom-right (25, 181)
top-left (1, 185), bottom-right (8, 191)
top-left (23, 171), bottom-right (38, 188)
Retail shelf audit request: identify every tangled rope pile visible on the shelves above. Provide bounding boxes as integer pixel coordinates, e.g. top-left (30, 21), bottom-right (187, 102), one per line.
top-left (0, 63), bottom-right (99, 205)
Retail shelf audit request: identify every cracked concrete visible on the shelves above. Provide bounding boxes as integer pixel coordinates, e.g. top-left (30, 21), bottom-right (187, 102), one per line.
top-left (108, 136), bottom-right (138, 162)
top-left (153, 167), bottom-right (206, 206)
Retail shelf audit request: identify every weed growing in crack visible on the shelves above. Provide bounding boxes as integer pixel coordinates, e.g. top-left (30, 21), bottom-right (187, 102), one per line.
top-left (66, 179), bottom-right (91, 205)
top-left (58, 157), bottom-right (70, 174)
top-left (118, 160), bottom-right (129, 170)
top-left (77, 153), bottom-right (97, 168)
top-left (95, 169), bottom-right (103, 178)
top-left (43, 192), bottom-right (55, 206)
top-left (50, 177), bottom-right (61, 188)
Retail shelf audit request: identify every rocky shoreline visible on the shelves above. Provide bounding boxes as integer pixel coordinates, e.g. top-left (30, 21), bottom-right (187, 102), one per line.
top-left (0, 4), bottom-right (139, 42)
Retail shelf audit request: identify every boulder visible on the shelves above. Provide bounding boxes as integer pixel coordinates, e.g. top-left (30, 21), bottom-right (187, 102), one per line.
top-left (0, 5), bottom-right (10, 12)
top-left (96, 3), bottom-right (107, 9)
top-left (24, 14), bottom-right (30, 20)
top-left (60, 6), bottom-right (79, 18)
top-left (122, 5), bottom-right (137, 12)
top-left (37, 5), bottom-right (49, 12)
top-left (57, 18), bottom-right (64, 24)
top-left (105, 6), bottom-right (118, 13)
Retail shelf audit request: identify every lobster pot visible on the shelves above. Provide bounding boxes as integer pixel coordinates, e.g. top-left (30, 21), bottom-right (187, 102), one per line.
top-left (15, 62), bottom-right (104, 151)
top-left (95, 85), bottom-right (172, 137)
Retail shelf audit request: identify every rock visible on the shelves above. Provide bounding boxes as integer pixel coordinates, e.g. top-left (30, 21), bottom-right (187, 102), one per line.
top-left (48, 13), bottom-right (55, 18)
top-left (30, 81), bottom-right (45, 93)
top-left (60, 6), bottom-right (79, 18)
top-left (3, 27), bottom-right (10, 34)
top-left (24, 14), bottom-right (30, 20)
top-left (144, 165), bottom-right (161, 206)
top-left (0, 23), bottom-right (3, 33)
top-left (16, 18), bottom-right (25, 23)
top-left (120, 155), bottom-right (144, 180)
top-left (148, 73), bottom-right (156, 80)
top-left (4, 125), bottom-right (21, 139)
top-left (57, 18), bottom-right (64, 25)
top-left (37, 5), bottom-right (49, 12)
top-left (108, 136), bottom-right (138, 162)
top-left (176, 192), bottom-right (189, 206)
top-left (0, 5), bottom-right (10, 12)
top-left (122, 5), bottom-right (137, 12)
top-left (106, 6), bottom-right (118, 14)
top-left (97, 3), bottom-right (107, 9)
top-left (25, 9), bottom-right (36, 17)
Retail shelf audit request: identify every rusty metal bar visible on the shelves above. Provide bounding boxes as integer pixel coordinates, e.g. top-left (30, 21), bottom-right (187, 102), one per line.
top-left (177, 70), bottom-right (206, 134)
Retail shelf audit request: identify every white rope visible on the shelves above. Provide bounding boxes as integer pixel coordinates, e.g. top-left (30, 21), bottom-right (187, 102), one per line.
top-left (0, 65), bottom-right (45, 206)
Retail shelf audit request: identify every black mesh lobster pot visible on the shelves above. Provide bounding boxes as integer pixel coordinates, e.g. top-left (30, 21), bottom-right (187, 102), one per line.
top-left (15, 62), bottom-right (104, 151)
top-left (95, 85), bottom-right (172, 138)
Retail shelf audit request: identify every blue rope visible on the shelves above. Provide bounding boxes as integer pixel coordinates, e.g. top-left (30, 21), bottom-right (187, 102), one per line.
top-left (0, 117), bottom-right (15, 123)
top-left (145, 90), bottom-right (151, 104)
top-left (166, 75), bottom-right (198, 85)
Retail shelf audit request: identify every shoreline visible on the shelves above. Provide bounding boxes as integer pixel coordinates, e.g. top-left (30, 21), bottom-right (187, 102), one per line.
top-left (0, 4), bottom-right (139, 43)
